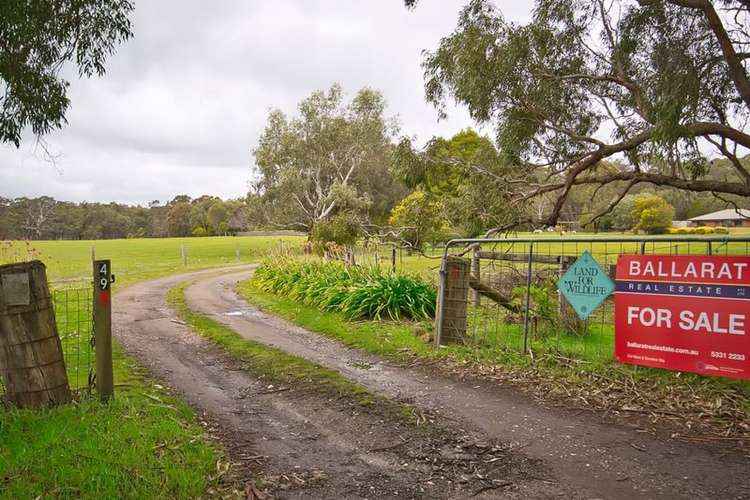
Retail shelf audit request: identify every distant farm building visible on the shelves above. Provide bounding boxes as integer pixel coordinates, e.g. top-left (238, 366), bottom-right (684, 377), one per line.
top-left (688, 209), bottom-right (750, 227)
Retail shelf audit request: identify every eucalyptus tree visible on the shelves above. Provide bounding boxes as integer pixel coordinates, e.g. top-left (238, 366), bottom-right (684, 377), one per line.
top-left (1, 0), bottom-right (134, 146)
top-left (253, 84), bottom-right (400, 233)
top-left (392, 129), bottom-right (518, 235)
top-left (417, 0), bottom-right (750, 231)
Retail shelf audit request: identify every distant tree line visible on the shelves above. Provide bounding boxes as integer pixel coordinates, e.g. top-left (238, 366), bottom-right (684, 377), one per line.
top-left (0, 195), bottom-right (251, 240)
top-left (248, 84), bottom-right (745, 250)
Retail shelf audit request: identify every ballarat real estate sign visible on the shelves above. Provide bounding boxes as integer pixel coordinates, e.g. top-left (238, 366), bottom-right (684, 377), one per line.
top-left (615, 255), bottom-right (750, 380)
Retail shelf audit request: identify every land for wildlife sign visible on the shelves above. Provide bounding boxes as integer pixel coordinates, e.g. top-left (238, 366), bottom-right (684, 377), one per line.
top-left (615, 255), bottom-right (750, 380)
top-left (557, 251), bottom-right (615, 321)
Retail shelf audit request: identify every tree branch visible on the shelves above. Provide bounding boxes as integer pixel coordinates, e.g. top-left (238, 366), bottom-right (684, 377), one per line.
top-left (654, 0), bottom-right (750, 110)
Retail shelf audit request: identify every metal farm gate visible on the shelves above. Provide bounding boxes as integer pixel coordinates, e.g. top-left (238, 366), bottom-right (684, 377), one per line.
top-left (434, 237), bottom-right (750, 363)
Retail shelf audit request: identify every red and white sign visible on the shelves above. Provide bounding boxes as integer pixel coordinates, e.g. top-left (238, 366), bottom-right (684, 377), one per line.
top-left (615, 255), bottom-right (750, 380)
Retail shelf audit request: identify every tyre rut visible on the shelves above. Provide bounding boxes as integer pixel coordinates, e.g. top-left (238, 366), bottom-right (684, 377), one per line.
top-left (184, 269), bottom-right (750, 500)
top-left (114, 268), bottom-right (565, 499)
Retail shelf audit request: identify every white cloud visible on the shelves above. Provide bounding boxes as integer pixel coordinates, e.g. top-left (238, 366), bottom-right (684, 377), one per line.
top-left (0, 1), bottom-right (534, 205)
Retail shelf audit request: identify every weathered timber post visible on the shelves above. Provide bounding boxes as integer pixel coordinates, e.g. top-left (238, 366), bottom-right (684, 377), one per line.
top-left (93, 260), bottom-right (114, 401)
top-left (0, 261), bottom-right (72, 408)
top-left (435, 256), bottom-right (470, 345)
top-left (471, 246), bottom-right (480, 307)
top-left (392, 248), bottom-right (397, 273)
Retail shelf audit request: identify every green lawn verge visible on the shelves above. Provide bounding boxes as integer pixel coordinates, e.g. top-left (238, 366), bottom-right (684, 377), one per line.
top-left (0, 344), bottom-right (233, 499)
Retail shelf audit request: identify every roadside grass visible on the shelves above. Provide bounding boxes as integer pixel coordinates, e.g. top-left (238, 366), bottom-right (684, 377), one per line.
top-left (167, 282), bottom-right (409, 416)
top-left (237, 279), bottom-right (750, 439)
top-left (0, 343), bottom-right (234, 499)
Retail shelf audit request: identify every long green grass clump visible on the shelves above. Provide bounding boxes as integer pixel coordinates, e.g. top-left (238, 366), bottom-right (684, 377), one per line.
top-left (252, 259), bottom-right (436, 321)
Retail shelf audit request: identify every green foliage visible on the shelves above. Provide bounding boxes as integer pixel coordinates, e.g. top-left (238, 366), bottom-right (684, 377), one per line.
top-left (391, 129), bottom-right (515, 234)
top-left (207, 201), bottom-right (229, 234)
top-left (666, 226), bottom-right (730, 235)
top-left (1, 1), bottom-right (134, 146)
top-left (192, 226), bottom-right (207, 237)
top-left (421, 0), bottom-right (750, 225)
top-left (252, 259), bottom-right (436, 321)
top-left (167, 202), bottom-right (194, 237)
top-left (388, 191), bottom-right (447, 249)
top-left (253, 84), bottom-right (402, 232)
top-left (310, 211), bottom-right (362, 249)
top-left (0, 195), bottom-right (249, 240)
top-left (631, 195), bottom-right (675, 233)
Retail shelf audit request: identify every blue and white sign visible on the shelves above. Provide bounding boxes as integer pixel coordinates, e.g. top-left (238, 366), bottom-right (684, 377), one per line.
top-left (557, 251), bottom-right (615, 320)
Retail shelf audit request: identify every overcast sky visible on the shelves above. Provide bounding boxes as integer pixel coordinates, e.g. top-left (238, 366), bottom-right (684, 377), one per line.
top-left (0, 1), bottom-right (533, 206)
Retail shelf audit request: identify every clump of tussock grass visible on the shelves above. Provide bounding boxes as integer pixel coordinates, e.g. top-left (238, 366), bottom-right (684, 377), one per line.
top-left (252, 259), bottom-right (436, 321)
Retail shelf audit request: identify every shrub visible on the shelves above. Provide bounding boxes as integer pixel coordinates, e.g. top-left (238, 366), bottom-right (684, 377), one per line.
top-left (388, 191), bottom-right (447, 250)
top-left (310, 211), bottom-right (362, 253)
top-left (632, 195), bottom-right (675, 233)
top-left (252, 260), bottom-right (436, 321)
top-left (667, 226), bottom-right (729, 235)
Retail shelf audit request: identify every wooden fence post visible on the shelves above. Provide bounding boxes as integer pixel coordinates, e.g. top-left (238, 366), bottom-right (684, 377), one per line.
top-left (435, 256), bottom-right (470, 345)
top-left (392, 248), bottom-right (397, 273)
top-left (0, 261), bottom-right (72, 408)
top-left (93, 260), bottom-right (114, 401)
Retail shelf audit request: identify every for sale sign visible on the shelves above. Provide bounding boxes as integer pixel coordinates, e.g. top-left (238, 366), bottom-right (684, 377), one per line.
top-left (615, 255), bottom-right (750, 380)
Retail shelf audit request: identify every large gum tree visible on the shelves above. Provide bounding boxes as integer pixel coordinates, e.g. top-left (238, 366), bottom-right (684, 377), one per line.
top-left (416, 0), bottom-right (750, 230)
top-left (252, 84), bottom-right (401, 233)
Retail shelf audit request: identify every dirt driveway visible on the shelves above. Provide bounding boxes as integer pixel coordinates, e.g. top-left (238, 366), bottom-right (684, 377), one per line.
top-left (115, 268), bottom-right (749, 499)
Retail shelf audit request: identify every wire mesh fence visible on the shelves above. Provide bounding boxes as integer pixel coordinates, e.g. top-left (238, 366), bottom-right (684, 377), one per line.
top-left (0, 286), bottom-right (94, 398)
top-left (439, 237), bottom-right (750, 363)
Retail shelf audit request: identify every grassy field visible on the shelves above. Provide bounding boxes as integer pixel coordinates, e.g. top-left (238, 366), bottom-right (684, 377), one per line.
top-left (0, 235), bottom-right (306, 288)
top-left (0, 235), bottom-right (308, 499)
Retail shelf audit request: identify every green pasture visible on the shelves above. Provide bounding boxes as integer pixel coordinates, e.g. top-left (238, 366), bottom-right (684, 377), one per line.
top-left (0, 235), bottom-right (306, 288)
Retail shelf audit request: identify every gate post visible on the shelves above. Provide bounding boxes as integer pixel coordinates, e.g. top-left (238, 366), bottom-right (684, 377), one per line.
top-left (435, 256), bottom-right (470, 345)
top-left (93, 260), bottom-right (114, 401)
top-left (0, 261), bottom-right (72, 408)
